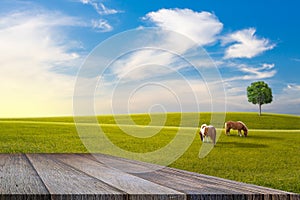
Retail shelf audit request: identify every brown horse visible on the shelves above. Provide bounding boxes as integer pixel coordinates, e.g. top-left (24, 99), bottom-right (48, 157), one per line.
top-left (199, 124), bottom-right (216, 145)
top-left (224, 121), bottom-right (248, 137)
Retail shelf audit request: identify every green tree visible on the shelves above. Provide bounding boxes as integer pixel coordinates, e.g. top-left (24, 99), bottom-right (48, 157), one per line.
top-left (247, 81), bottom-right (273, 116)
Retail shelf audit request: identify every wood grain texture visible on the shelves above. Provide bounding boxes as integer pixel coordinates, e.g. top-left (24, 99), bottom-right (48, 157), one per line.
top-left (87, 153), bottom-right (300, 199)
top-left (0, 154), bottom-right (48, 195)
top-left (0, 154), bottom-right (299, 200)
top-left (53, 154), bottom-right (184, 197)
top-left (89, 153), bottom-right (165, 173)
top-left (26, 154), bottom-right (125, 199)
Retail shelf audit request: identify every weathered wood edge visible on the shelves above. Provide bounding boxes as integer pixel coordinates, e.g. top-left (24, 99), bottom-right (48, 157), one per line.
top-left (0, 154), bottom-right (49, 195)
top-left (87, 153), bottom-right (300, 199)
top-left (0, 153), bottom-right (299, 200)
top-left (26, 154), bottom-right (125, 196)
top-left (52, 154), bottom-right (184, 195)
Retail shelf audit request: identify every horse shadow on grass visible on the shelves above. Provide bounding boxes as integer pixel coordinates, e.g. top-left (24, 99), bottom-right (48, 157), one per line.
top-left (217, 141), bottom-right (268, 148)
top-left (246, 134), bottom-right (281, 140)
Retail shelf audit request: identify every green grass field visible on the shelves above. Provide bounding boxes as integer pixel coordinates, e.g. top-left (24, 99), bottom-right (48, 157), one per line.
top-left (0, 112), bottom-right (299, 193)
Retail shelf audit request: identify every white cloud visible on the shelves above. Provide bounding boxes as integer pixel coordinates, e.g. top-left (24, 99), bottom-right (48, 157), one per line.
top-left (91, 19), bottom-right (113, 32)
top-left (222, 28), bottom-right (275, 59)
top-left (0, 11), bottom-right (83, 117)
top-left (109, 48), bottom-right (185, 82)
top-left (144, 8), bottom-right (223, 45)
top-left (80, 0), bottom-right (121, 15)
top-left (286, 84), bottom-right (300, 91)
top-left (239, 63), bottom-right (276, 80)
top-left (222, 63), bottom-right (277, 82)
top-left (103, 10), bottom-right (224, 84)
top-left (78, 0), bottom-right (121, 32)
top-left (95, 3), bottom-right (120, 15)
top-left (80, 0), bottom-right (90, 4)
top-left (261, 63), bottom-right (275, 69)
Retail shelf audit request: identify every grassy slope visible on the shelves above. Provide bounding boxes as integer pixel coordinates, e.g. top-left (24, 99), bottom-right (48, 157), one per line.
top-left (0, 122), bottom-right (87, 153)
top-left (0, 112), bottom-right (299, 193)
top-left (170, 130), bottom-right (300, 193)
top-left (3, 112), bottom-right (300, 129)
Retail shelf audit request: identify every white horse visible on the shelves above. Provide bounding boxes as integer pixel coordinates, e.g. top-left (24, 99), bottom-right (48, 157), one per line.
top-left (199, 124), bottom-right (216, 145)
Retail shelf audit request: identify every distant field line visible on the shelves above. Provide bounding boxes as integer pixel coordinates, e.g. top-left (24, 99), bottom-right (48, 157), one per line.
top-left (0, 120), bottom-right (76, 126)
top-left (244, 129), bottom-right (300, 132)
top-left (0, 120), bottom-right (299, 132)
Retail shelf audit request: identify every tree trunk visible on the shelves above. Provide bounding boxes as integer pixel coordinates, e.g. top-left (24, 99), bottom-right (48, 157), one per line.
top-left (259, 104), bottom-right (262, 116)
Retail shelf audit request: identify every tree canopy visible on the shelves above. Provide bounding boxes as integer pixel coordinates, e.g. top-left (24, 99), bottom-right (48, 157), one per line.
top-left (247, 81), bottom-right (273, 116)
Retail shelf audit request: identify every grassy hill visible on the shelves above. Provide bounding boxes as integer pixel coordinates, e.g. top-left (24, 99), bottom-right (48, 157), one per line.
top-left (0, 112), bottom-right (299, 193)
top-left (3, 112), bottom-right (300, 129)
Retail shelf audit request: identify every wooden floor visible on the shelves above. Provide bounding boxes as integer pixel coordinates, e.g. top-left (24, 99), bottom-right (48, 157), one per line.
top-left (0, 154), bottom-right (298, 200)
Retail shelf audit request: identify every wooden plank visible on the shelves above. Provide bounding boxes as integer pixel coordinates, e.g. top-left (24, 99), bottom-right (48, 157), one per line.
top-left (88, 153), bottom-right (299, 199)
top-left (52, 154), bottom-right (184, 199)
top-left (160, 167), bottom-right (292, 194)
top-left (26, 154), bottom-right (125, 199)
top-left (88, 154), bottom-right (243, 194)
top-left (89, 153), bottom-right (165, 173)
top-left (0, 154), bottom-right (48, 196)
top-left (1, 154), bottom-right (298, 200)
top-left (135, 166), bottom-right (300, 200)
top-left (151, 167), bottom-right (270, 193)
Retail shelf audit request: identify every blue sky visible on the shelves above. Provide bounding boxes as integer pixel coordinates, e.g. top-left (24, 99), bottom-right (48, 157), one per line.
top-left (1, 0), bottom-right (300, 117)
